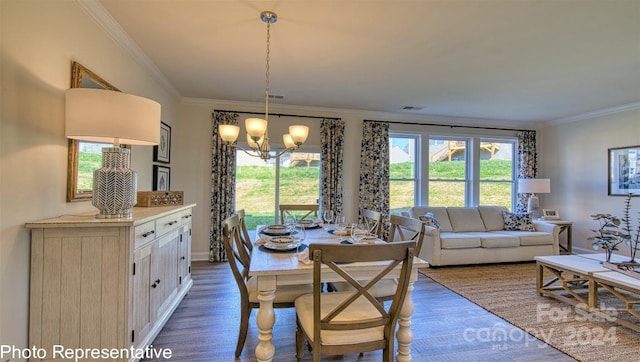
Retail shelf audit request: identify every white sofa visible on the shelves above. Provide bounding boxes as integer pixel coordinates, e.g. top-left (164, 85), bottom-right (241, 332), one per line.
top-left (408, 206), bottom-right (560, 266)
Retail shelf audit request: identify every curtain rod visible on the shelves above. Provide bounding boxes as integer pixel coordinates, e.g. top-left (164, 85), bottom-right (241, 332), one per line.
top-left (215, 109), bottom-right (341, 121)
top-left (367, 119), bottom-right (533, 132)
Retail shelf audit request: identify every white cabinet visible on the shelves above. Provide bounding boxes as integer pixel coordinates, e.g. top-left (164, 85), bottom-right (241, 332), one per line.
top-left (26, 204), bottom-right (195, 361)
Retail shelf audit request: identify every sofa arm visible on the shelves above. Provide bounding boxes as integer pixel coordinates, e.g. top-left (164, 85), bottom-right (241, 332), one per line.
top-left (420, 225), bottom-right (443, 266)
top-left (533, 220), bottom-right (561, 254)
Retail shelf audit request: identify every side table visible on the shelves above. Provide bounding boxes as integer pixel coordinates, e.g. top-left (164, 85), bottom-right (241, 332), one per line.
top-left (543, 219), bottom-right (573, 254)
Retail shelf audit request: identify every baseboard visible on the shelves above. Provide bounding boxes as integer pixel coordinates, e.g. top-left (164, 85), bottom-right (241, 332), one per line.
top-left (192, 251), bottom-right (210, 261)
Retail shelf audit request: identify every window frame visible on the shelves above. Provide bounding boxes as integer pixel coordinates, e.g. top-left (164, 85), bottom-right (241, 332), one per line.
top-left (389, 126), bottom-right (519, 210)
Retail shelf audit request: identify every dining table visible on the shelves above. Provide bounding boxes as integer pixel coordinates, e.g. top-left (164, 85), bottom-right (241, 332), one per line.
top-left (249, 223), bottom-right (428, 362)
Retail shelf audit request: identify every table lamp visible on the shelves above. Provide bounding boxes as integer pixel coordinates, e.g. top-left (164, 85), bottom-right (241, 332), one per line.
top-left (517, 178), bottom-right (551, 219)
top-left (65, 88), bottom-right (161, 218)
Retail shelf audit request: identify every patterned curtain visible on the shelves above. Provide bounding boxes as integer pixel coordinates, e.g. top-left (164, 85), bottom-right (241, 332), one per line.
top-left (210, 111), bottom-right (239, 262)
top-left (516, 130), bottom-right (538, 213)
top-left (320, 118), bottom-right (345, 217)
top-left (359, 120), bottom-right (390, 237)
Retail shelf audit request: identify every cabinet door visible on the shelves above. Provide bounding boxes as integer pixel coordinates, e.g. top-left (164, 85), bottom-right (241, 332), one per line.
top-left (153, 229), bottom-right (179, 320)
top-left (178, 222), bottom-right (192, 286)
top-left (132, 242), bottom-right (153, 345)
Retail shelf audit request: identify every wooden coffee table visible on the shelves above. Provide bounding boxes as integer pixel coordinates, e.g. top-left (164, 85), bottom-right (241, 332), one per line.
top-left (536, 254), bottom-right (640, 332)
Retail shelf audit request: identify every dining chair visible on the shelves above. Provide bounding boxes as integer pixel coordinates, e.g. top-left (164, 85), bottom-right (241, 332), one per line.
top-left (279, 204), bottom-right (319, 224)
top-left (236, 209), bottom-right (253, 253)
top-left (334, 215), bottom-right (426, 301)
top-left (361, 208), bottom-right (383, 238)
top-left (222, 214), bottom-right (313, 358)
top-left (294, 241), bottom-right (416, 361)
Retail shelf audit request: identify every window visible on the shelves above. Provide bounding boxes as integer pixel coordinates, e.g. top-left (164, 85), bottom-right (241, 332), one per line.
top-left (428, 138), bottom-right (468, 207)
top-left (389, 130), bottom-right (518, 210)
top-left (478, 140), bottom-right (515, 209)
top-left (389, 135), bottom-right (417, 215)
top-left (235, 150), bottom-right (320, 230)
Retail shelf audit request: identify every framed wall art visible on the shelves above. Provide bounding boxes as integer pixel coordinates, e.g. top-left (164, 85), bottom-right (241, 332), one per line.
top-left (153, 165), bottom-right (170, 191)
top-left (608, 145), bottom-right (640, 196)
top-left (154, 122), bottom-right (171, 163)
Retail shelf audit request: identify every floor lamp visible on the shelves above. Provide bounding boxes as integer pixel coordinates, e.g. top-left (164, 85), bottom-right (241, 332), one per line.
top-left (518, 178), bottom-right (550, 219)
top-left (65, 88), bottom-right (161, 218)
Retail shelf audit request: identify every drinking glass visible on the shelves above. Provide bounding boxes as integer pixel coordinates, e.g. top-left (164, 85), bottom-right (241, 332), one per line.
top-left (322, 210), bottom-right (333, 226)
top-left (294, 223), bottom-right (306, 256)
top-left (351, 220), bottom-right (367, 243)
top-left (335, 215), bottom-right (347, 235)
top-left (284, 214), bottom-right (296, 235)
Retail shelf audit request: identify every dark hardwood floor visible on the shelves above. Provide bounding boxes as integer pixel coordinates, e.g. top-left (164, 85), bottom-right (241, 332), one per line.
top-left (144, 261), bottom-right (576, 361)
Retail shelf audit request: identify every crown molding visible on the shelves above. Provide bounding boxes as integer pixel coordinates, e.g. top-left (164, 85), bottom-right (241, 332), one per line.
top-left (181, 97), bottom-right (535, 129)
top-left (544, 102), bottom-right (640, 126)
top-left (74, 0), bottom-right (181, 99)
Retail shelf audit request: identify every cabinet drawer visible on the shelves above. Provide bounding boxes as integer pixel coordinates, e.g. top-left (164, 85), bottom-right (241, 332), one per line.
top-left (134, 221), bottom-right (156, 248)
top-left (178, 209), bottom-right (193, 225)
top-left (155, 212), bottom-right (183, 237)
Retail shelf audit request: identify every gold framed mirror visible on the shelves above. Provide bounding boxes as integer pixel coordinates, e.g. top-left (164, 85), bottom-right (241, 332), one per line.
top-left (66, 61), bottom-right (120, 202)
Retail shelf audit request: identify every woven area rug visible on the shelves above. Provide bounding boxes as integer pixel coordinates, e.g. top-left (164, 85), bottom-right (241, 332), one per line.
top-left (419, 262), bottom-right (640, 362)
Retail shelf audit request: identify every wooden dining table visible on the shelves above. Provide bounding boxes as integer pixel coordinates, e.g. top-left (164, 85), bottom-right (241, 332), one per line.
top-left (249, 224), bottom-right (428, 362)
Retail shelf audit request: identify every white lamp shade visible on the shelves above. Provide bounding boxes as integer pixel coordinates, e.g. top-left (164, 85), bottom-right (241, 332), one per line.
top-left (245, 118), bottom-right (268, 138)
top-left (283, 134), bottom-right (296, 149)
top-left (247, 134), bottom-right (264, 149)
top-left (219, 124), bottom-right (240, 142)
top-left (65, 88), bottom-right (161, 145)
top-left (518, 178), bottom-right (551, 194)
top-left (289, 125), bottom-right (309, 144)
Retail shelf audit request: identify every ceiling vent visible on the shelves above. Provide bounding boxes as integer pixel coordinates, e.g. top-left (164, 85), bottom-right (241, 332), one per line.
top-left (269, 94), bottom-right (284, 100)
top-left (402, 106), bottom-right (424, 110)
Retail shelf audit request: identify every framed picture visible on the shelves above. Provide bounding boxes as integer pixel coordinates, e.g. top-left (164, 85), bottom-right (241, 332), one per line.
top-left (608, 145), bottom-right (640, 196)
top-left (542, 209), bottom-right (560, 220)
top-left (153, 122), bottom-right (171, 163)
top-left (153, 165), bottom-right (170, 191)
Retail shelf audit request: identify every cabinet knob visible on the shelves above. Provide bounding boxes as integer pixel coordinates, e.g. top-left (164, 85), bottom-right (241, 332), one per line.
top-left (181, 256), bottom-right (186, 260)
top-left (183, 214), bottom-right (192, 219)
top-left (155, 279), bottom-right (161, 284)
top-left (151, 282), bottom-right (157, 288)
top-left (167, 221), bottom-right (177, 226)
top-left (142, 230), bottom-right (155, 237)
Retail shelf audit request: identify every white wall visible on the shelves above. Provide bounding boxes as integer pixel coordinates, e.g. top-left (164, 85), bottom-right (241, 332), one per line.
top-left (539, 109), bottom-right (640, 254)
top-left (0, 1), bottom-right (179, 352)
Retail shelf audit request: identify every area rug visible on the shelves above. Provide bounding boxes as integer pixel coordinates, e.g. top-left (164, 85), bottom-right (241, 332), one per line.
top-left (419, 262), bottom-right (640, 362)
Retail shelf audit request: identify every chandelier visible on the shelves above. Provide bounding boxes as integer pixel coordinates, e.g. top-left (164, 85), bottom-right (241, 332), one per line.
top-left (219, 11), bottom-right (309, 160)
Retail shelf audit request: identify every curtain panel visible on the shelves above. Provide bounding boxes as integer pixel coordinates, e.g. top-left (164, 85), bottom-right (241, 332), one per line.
top-left (210, 111), bottom-right (239, 262)
top-left (516, 130), bottom-right (538, 213)
top-left (359, 120), bottom-right (390, 236)
top-left (320, 118), bottom-right (345, 217)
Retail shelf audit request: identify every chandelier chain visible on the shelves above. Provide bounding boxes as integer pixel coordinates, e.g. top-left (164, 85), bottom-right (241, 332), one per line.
top-left (264, 19), bottom-right (271, 123)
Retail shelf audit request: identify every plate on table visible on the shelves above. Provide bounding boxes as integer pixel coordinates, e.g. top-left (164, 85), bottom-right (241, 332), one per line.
top-left (270, 236), bottom-right (295, 244)
top-left (263, 241), bottom-right (301, 252)
top-left (260, 225), bottom-right (291, 236)
top-left (298, 220), bottom-right (320, 229)
top-left (361, 233), bottom-right (378, 242)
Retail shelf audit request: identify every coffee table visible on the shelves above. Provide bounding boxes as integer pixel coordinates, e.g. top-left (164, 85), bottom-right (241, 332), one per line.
top-left (536, 254), bottom-right (640, 332)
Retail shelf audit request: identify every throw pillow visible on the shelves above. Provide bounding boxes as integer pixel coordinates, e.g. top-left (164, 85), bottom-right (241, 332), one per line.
top-left (419, 212), bottom-right (440, 229)
top-left (502, 211), bottom-right (535, 231)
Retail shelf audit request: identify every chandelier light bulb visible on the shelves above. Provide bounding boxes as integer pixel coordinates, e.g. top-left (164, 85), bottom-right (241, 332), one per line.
top-left (283, 134), bottom-right (296, 149)
top-left (289, 125), bottom-right (309, 145)
top-left (245, 118), bottom-right (268, 139)
top-left (219, 124), bottom-right (240, 143)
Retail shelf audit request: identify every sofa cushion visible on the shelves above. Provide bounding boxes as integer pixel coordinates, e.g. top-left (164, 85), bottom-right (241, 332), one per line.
top-left (470, 232), bottom-right (520, 248)
top-left (495, 231), bottom-right (554, 246)
top-left (447, 207), bottom-right (486, 232)
top-left (439, 232), bottom-right (482, 249)
top-left (478, 206), bottom-right (508, 231)
top-left (502, 211), bottom-right (535, 231)
top-left (411, 207), bottom-right (453, 232)
top-left (418, 212), bottom-right (440, 229)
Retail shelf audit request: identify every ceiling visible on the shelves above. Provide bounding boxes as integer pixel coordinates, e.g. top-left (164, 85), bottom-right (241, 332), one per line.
top-left (96, 0), bottom-right (640, 124)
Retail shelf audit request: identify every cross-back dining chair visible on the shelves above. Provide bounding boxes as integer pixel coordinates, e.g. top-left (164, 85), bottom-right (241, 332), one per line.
top-left (222, 214), bottom-right (312, 358)
top-left (334, 215), bottom-right (426, 301)
top-left (279, 204), bottom-right (319, 224)
top-left (294, 241), bottom-right (416, 361)
top-left (236, 208), bottom-right (253, 253)
top-left (361, 208), bottom-right (383, 238)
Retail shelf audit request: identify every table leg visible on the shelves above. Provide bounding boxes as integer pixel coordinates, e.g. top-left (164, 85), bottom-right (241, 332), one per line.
top-left (396, 279), bottom-right (415, 361)
top-left (536, 262), bottom-right (543, 296)
top-left (255, 276), bottom-right (276, 362)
